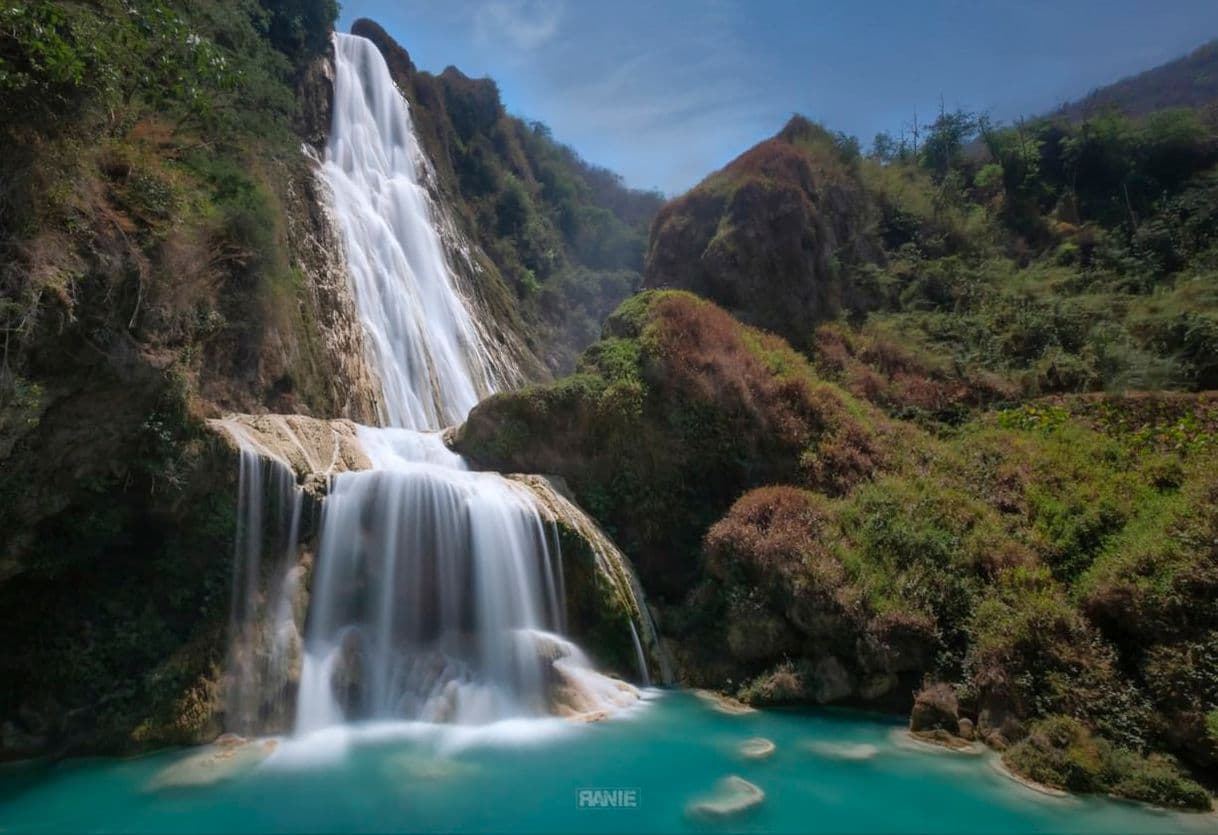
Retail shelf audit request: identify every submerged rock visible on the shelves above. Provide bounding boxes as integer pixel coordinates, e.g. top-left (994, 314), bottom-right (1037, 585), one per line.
top-left (147, 738), bottom-right (278, 790)
top-left (805, 740), bottom-right (880, 761)
top-left (694, 689), bottom-right (756, 715)
top-left (739, 737), bottom-right (776, 759)
top-left (385, 752), bottom-right (480, 782)
top-left (686, 776), bottom-right (766, 819)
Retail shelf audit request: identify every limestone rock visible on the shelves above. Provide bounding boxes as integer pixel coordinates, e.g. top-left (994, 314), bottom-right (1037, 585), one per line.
top-left (686, 776), bottom-right (765, 819)
top-left (739, 737), bottom-right (776, 759)
top-left (208, 414), bottom-right (372, 488)
top-left (809, 656), bottom-right (853, 704)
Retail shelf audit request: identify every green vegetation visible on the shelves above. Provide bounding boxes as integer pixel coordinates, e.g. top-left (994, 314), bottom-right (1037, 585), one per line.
top-left (1005, 716), bottom-right (1210, 810)
top-left (0, 0), bottom-right (346, 756)
top-left (464, 97), bottom-right (1218, 806)
top-left (460, 287), bottom-right (1218, 808)
top-left (646, 106), bottom-right (1218, 415)
top-left (841, 105), bottom-right (1218, 407)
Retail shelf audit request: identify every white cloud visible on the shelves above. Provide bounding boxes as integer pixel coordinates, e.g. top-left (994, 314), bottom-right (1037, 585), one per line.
top-left (473, 0), bottom-right (564, 52)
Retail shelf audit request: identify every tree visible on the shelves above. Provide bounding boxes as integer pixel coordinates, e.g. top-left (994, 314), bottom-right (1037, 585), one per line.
top-left (871, 131), bottom-right (897, 163)
top-left (921, 107), bottom-right (976, 180)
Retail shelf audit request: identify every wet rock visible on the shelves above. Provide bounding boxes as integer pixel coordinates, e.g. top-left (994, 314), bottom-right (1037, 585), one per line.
top-left (686, 776), bottom-right (765, 819)
top-left (208, 415), bottom-right (373, 487)
top-left (910, 728), bottom-right (980, 753)
top-left (694, 689), bottom-right (756, 715)
top-left (958, 717), bottom-right (976, 741)
top-left (739, 737), bottom-right (776, 759)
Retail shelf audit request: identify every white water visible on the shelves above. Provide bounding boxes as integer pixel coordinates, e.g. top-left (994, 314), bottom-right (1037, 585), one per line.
top-left (222, 423), bottom-right (307, 735)
top-left (324, 33), bottom-right (498, 429)
top-left (295, 428), bottom-right (568, 731)
top-left (282, 33), bottom-right (643, 733)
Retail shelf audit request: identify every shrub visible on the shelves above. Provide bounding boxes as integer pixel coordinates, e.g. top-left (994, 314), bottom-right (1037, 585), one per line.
top-left (1005, 716), bottom-right (1211, 810)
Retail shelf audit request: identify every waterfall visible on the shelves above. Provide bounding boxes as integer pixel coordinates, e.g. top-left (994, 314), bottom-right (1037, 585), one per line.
top-left (296, 429), bottom-right (567, 730)
top-left (273, 32), bottom-right (644, 734)
top-left (222, 422), bottom-right (309, 735)
top-left (323, 33), bottom-right (498, 429)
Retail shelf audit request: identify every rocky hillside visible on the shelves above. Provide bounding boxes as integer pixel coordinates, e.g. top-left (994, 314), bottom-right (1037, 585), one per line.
top-left (459, 292), bottom-right (1217, 811)
top-left (459, 79), bottom-right (1218, 807)
top-left (0, 0), bottom-right (379, 757)
top-left (644, 117), bottom-right (882, 349)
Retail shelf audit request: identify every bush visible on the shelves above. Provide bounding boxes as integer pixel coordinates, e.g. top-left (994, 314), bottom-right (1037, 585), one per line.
top-left (1005, 716), bottom-right (1211, 810)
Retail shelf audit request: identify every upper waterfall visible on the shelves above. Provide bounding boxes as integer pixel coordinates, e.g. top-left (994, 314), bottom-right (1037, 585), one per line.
top-left (324, 33), bottom-right (498, 429)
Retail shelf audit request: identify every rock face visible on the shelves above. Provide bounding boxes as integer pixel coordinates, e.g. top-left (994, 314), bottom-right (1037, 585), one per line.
top-left (209, 414), bottom-right (371, 495)
top-left (512, 475), bottom-right (672, 684)
top-left (910, 683), bottom-right (961, 734)
top-left (645, 117), bottom-right (881, 349)
top-left (0, 39), bottom-right (385, 757)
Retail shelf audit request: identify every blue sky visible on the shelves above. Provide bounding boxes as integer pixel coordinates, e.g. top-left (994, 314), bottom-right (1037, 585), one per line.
top-left (338, 1), bottom-right (1218, 195)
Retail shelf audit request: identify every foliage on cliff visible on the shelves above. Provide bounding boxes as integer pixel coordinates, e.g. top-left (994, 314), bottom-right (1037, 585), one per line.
top-left (350, 20), bottom-right (664, 373)
top-left (458, 290), bottom-right (910, 596)
top-left (647, 105), bottom-right (1218, 417)
top-left (0, 0), bottom-right (351, 757)
top-left (458, 290), bottom-right (1217, 807)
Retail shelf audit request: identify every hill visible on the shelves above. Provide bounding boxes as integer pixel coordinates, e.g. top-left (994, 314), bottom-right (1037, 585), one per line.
top-left (1057, 38), bottom-right (1218, 120)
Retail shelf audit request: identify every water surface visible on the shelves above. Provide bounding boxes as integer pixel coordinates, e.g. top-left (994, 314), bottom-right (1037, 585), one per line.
top-left (0, 692), bottom-right (1209, 833)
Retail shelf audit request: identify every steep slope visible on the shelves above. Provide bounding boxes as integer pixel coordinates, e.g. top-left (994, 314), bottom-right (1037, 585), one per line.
top-left (1057, 38), bottom-right (1218, 120)
top-left (0, 0), bottom-right (382, 757)
top-left (644, 117), bottom-right (883, 349)
top-left (458, 290), bottom-right (1217, 809)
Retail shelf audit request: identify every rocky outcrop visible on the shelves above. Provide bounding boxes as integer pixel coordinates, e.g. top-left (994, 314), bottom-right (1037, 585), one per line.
top-left (209, 414), bottom-right (370, 495)
top-left (911, 682), bottom-right (961, 734)
top-left (513, 475), bottom-right (672, 684)
top-left (280, 161), bottom-right (384, 424)
top-left (645, 117), bottom-right (882, 349)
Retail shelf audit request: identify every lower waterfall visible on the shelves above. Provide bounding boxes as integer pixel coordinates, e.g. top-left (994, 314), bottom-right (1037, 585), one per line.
top-left (295, 428), bottom-right (609, 730)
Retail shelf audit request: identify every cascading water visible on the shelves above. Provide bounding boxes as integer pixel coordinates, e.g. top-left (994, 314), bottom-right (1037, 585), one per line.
top-left (295, 429), bottom-right (568, 731)
top-left (222, 421), bottom-right (309, 735)
top-left (324, 33), bottom-right (498, 430)
top-left (279, 32), bottom-right (644, 734)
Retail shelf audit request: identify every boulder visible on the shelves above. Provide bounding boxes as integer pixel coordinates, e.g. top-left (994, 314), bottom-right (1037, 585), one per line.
top-left (809, 656), bottom-right (853, 704)
top-left (910, 682), bottom-right (960, 734)
top-left (958, 717), bottom-right (976, 741)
